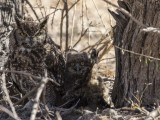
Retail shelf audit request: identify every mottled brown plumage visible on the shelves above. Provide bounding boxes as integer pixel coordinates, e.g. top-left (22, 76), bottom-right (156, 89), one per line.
top-left (4, 16), bottom-right (65, 105)
top-left (63, 50), bottom-right (96, 105)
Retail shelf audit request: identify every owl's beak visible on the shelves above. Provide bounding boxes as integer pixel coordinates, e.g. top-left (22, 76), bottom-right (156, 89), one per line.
top-left (29, 37), bottom-right (34, 46)
top-left (75, 64), bottom-right (80, 72)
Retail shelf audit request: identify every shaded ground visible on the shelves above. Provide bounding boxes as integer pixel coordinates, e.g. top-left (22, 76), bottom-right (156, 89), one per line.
top-left (0, 37), bottom-right (155, 120)
top-left (0, 56), bottom-right (156, 120)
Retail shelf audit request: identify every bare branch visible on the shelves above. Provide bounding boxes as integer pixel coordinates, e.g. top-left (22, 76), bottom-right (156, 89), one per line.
top-left (73, 27), bottom-right (89, 48)
top-left (55, 111), bottom-right (62, 120)
top-left (98, 42), bottom-right (113, 61)
top-left (62, 0), bottom-right (80, 19)
top-left (70, 0), bottom-right (77, 47)
top-left (0, 70), bottom-right (60, 86)
top-left (92, 0), bottom-right (107, 31)
top-left (60, 7), bottom-right (64, 50)
top-left (1, 73), bottom-right (20, 120)
top-left (14, 83), bottom-right (41, 105)
top-left (51, 0), bottom-right (61, 27)
top-left (80, 34), bottom-right (109, 52)
top-left (30, 70), bottom-right (48, 120)
top-left (0, 105), bottom-right (19, 120)
top-left (115, 45), bottom-right (160, 61)
top-left (63, 0), bottom-right (69, 51)
top-left (141, 27), bottom-right (160, 33)
top-left (51, 99), bottom-right (80, 115)
top-left (24, 0), bottom-right (40, 21)
top-left (145, 106), bottom-right (160, 120)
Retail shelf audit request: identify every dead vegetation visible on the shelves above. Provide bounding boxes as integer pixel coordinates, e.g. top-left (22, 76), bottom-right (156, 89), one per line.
top-left (0, 0), bottom-right (116, 119)
top-left (1, 0), bottom-right (160, 120)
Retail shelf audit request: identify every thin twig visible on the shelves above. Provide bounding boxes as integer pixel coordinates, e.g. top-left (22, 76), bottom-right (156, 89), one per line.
top-left (141, 27), bottom-right (160, 33)
top-left (81, 0), bottom-right (84, 32)
top-left (99, 57), bottom-right (115, 62)
top-left (37, 0), bottom-right (80, 21)
top-left (44, 105), bottom-right (52, 120)
top-left (61, 99), bottom-right (80, 115)
top-left (51, 99), bottom-right (80, 114)
top-left (21, 0), bottom-right (25, 15)
top-left (63, 0), bottom-right (69, 51)
top-left (1, 73), bottom-right (20, 120)
top-left (92, 0), bottom-right (107, 31)
top-left (115, 45), bottom-right (160, 61)
top-left (98, 43), bottom-right (113, 61)
top-left (70, 0), bottom-right (77, 47)
top-left (80, 34), bottom-right (108, 52)
top-left (51, 0), bottom-right (61, 27)
top-left (10, 0), bottom-right (20, 15)
top-left (60, 7), bottom-right (64, 50)
top-left (62, 0), bottom-right (80, 19)
top-left (73, 27), bottom-right (89, 48)
top-left (14, 83), bottom-right (41, 105)
top-left (0, 70), bottom-right (60, 86)
top-left (36, 0), bottom-right (44, 18)
top-left (58, 98), bottom-right (75, 108)
top-left (24, 0), bottom-right (40, 21)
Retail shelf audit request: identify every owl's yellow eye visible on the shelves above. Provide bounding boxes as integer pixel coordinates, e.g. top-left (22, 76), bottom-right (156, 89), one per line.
top-left (71, 63), bottom-right (74, 66)
top-left (81, 62), bottom-right (84, 65)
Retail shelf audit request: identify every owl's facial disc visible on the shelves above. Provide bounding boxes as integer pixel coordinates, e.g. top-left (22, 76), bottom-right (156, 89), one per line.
top-left (74, 63), bottom-right (81, 72)
top-left (16, 27), bottom-right (46, 48)
top-left (14, 16), bottom-right (48, 48)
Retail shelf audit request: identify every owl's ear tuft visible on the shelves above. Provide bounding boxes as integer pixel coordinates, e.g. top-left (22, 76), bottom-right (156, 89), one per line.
top-left (39, 16), bottom-right (49, 29)
top-left (14, 15), bottom-right (23, 29)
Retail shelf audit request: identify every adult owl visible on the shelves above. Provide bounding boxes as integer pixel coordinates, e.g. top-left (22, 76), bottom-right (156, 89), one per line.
top-left (4, 15), bottom-right (65, 105)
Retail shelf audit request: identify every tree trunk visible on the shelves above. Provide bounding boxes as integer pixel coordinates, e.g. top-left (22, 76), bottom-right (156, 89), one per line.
top-left (111, 0), bottom-right (160, 107)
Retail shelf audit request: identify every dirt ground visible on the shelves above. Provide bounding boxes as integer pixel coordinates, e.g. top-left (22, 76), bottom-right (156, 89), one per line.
top-left (1, 0), bottom-right (159, 120)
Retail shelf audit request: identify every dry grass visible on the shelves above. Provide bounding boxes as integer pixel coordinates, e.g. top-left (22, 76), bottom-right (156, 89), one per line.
top-left (23, 0), bottom-right (117, 76)
top-left (25, 0), bottom-right (116, 52)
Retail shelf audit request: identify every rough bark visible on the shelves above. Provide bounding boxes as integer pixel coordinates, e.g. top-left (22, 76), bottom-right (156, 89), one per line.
top-left (111, 0), bottom-right (160, 107)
